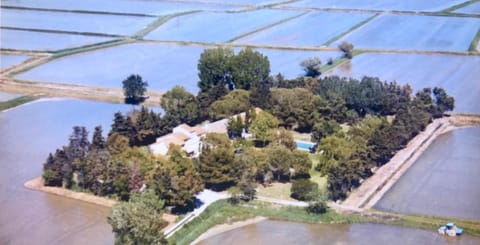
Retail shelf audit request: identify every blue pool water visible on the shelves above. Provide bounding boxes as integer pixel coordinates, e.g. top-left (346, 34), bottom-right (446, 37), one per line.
top-left (296, 141), bottom-right (315, 151)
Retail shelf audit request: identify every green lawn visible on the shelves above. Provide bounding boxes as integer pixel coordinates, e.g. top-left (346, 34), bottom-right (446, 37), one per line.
top-left (257, 153), bottom-right (327, 201)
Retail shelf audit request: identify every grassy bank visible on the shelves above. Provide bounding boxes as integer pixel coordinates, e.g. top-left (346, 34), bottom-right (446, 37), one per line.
top-left (0, 95), bottom-right (38, 111)
top-left (169, 199), bottom-right (367, 245)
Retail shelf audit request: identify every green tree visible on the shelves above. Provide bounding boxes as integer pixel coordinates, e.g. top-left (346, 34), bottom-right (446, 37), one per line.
top-left (109, 112), bottom-right (136, 144)
top-left (270, 88), bottom-right (324, 131)
top-left (133, 106), bottom-right (157, 145)
top-left (161, 86), bottom-right (200, 125)
top-left (43, 153), bottom-right (63, 186)
top-left (227, 116), bottom-right (244, 139)
top-left (197, 47), bottom-right (234, 91)
top-left (311, 119), bottom-right (341, 142)
top-left (208, 89), bottom-right (250, 120)
top-left (91, 125), bottom-right (106, 150)
top-left (433, 87), bottom-right (455, 116)
top-left (122, 74), bottom-right (148, 105)
top-left (300, 57), bottom-right (322, 77)
top-left (198, 133), bottom-right (236, 190)
top-left (150, 146), bottom-right (203, 210)
top-left (108, 190), bottom-right (168, 245)
top-left (250, 111), bottom-right (278, 146)
top-left (266, 145), bottom-right (294, 181)
top-left (291, 150), bottom-right (312, 179)
top-left (249, 79), bottom-right (272, 109)
top-left (269, 128), bottom-right (297, 151)
top-left (338, 41), bottom-right (354, 59)
top-left (231, 48), bottom-right (270, 90)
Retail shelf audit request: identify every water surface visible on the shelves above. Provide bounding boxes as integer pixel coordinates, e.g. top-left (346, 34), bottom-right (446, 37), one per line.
top-left (0, 54), bottom-right (30, 69)
top-left (0, 29), bottom-right (114, 51)
top-left (198, 220), bottom-right (480, 245)
top-left (0, 0), bottom-right (239, 15)
top-left (0, 99), bottom-right (145, 244)
top-left (375, 127), bottom-right (480, 220)
top-left (286, 0), bottom-right (465, 12)
top-left (1, 8), bottom-right (155, 36)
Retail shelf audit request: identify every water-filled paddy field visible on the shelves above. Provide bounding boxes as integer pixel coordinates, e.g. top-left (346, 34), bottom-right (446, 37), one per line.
top-left (0, 29), bottom-right (114, 51)
top-left (0, 53), bottom-right (30, 69)
top-left (333, 14), bottom-right (480, 52)
top-left (197, 220), bottom-right (480, 245)
top-left (454, 2), bottom-right (480, 14)
top-left (327, 53), bottom-right (480, 114)
top-left (234, 11), bottom-right (374, 47)
top-left (145, 9), bottom-right (302, 43)
top-left (0, 0), bottom-right (239, 15)
top-left (375, 127), bottom-right (480, 220)
top-left (1, 8), bottom-right (155, 36)
top-left (284, 0), bottom-right (466, 12)
top-left (0, 99), bottom-right (138, 244)
top-left (16, 42), bottom-right (340, 92)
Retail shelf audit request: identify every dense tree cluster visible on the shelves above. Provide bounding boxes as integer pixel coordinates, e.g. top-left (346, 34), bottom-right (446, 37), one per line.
top-left (43, 47), bottom-right (456, 245)
top-left (43, 122), bottom-right (203, 207)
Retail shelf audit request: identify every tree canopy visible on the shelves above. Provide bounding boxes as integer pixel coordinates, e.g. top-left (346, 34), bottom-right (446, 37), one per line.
top-left (108, 190), bottom-right (168, 245)
top-left (122, 74), bottom-right (148, 105)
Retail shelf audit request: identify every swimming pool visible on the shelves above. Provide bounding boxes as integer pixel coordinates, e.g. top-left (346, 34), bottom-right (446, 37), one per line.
top-left (296, 140), bottom-right (315, 151)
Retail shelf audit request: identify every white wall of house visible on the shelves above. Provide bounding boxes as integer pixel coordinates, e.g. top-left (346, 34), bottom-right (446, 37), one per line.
top-left (183, 136), bottom-right (201, 157)
top-left (150, 142), bottom-right (169, 156)
top-left (173, 126), bottom-right (191, 136)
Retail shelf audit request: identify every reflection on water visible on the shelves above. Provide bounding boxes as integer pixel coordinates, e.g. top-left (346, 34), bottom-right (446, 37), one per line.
top-left (198, 220), bottom-right (480, 245)
top-left (375, 127), bottom-right (480, 220)
top-left (0, 99), bottom-right (153, 244)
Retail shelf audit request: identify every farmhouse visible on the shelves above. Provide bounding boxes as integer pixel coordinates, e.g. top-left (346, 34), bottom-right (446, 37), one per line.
top-left (149, 119), bottom-right (228, 157)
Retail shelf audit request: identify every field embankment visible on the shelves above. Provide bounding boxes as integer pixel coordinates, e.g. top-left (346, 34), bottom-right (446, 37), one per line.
top-left (0, 78), bottom-right (163, 106)
top-left (24, 176), bottom-right (117, 207)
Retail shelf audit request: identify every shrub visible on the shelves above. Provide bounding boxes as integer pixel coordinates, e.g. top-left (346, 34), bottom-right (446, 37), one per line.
top-left (290, 179), bottom-right (319, 201)
top-left (306, 201), bottom-right (328, 214)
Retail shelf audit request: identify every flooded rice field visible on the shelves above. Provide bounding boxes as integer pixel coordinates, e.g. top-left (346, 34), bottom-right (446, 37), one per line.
top-left (1, 8), bottom-right (155, 36)
top-left (286, 0), bottom-right (466, 12)
top-left (0, 29), bottom-right (114, 51)
top-left (0, 54), bottom-right (29, 69)
top-left (333, 14), bottom-right (480, 52)
top-left (327, 53), bottom-right (480, 113)
top-left (16, 42), bottom-right (340, 92)
top-left (145, 9), bottom-right (302, 43)
top-left (234, 11), bottom-right (374, 47)
top-left (0, 0), bottom-right (239, 15)
top-left (375, 127), bottom-right (480, 220)
top-left (0, 99), bottom-right (147, 244)
top-left (454, 2), bottom-right (480, 14)
top-left (197, 220), bottom-right (480, 245)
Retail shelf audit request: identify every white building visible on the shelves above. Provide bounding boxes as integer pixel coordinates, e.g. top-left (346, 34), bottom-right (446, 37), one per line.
top-left (149, 111), bottom-right (257, 157)
top-left (150, 124), bottom-right (205, 157)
